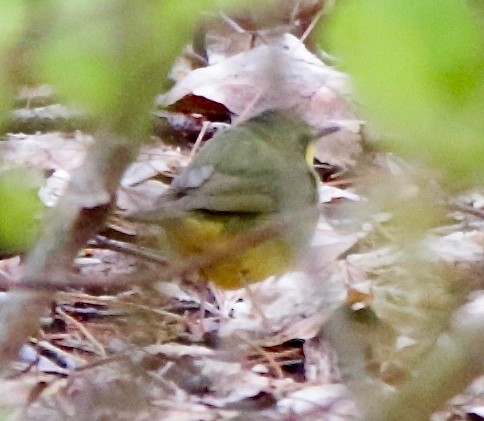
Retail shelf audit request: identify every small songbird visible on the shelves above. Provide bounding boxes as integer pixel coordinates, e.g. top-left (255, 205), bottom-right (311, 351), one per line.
top-left (129, 111), bottom-right (324, 289)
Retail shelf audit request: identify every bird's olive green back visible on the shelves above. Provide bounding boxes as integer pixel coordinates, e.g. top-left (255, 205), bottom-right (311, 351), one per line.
top-left (129, 110), bottom-right (320, 287)
top-left (131, 110), bottom-right (318, 219)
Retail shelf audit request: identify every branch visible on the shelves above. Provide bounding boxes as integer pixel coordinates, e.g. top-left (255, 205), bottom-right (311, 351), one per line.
top-left (0, 136), bottom-right (137, 370)
top-left (11, 208), bottom-right (316, 292)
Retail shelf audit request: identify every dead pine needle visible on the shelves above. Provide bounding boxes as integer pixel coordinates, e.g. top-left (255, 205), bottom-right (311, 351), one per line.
top-left (56, 307), bottom-right (106, 358)
top-left (236, 334), bottom-right (285, 379)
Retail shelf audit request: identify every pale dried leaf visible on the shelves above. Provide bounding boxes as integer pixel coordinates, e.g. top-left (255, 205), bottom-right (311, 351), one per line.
top-left (0, 256), bottom-right (22, 283)
top-left (1, 132), bottom-right (90, 172)
top-left (311, 219), bottom-right (360, 264)
top-left (121, 144), bottom-right (189, 188)
top-left (219, 268), bottom-right (345, 340)
top-left (421, 231), bottom-right (484, 263)
top-left (117, 180), bottom-right (169, 214)
top-left (158, 34), bottom-right (355, 125)
top-left (196, 359), bottom-right (269, 406)
top-left (38, 169), bottom-right (70, 207)
top-left (144, 343), bottom-right (214, 358)
top-left (277, 384), bottom-right (353, 415)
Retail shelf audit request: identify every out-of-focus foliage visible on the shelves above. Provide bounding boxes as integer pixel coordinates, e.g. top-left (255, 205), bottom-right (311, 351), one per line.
top-left (1, 0), bottom-right (248, 252)
top-left (0, 168), bottom-right (43, 255)
top-left (0, 2), bottom-right (26, 117)
top-left (39, 0), bottom-right (242, 136)
top-left (324, 0), bottom-right (484, 187)
top-left (0, 2), bottom-right (24, 48)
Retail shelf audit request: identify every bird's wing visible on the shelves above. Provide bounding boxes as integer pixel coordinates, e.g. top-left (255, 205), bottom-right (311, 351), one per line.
top-left (162, 128), bottom-right (280, 214)
top-left (131, 120), bottom-right (313, 221)
top-left (171, 169), bottom-right (278, 213)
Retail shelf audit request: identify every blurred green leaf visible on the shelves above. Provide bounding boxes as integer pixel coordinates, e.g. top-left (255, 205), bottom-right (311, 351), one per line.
top-left (0, 2), bottom-right (25, 54)
top-left (0, 1), bottom-right (26, 117)
top-left (39, 1), bottom-right (128, 122)
top-left (0, 168), bottom-right (43, 255)
top-left (38, 0), bottom-right (236, 135)
top-left (325, 0), bottom-right (484, 186)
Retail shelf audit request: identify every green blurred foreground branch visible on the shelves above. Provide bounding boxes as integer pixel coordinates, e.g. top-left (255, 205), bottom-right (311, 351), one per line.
top-left (325, 0), bottom-right (484, 187)
top-left (324, 303), bottom-right (484, 421)
top-left (0, 0), bottom-right (220, 370)
top-left (322, 3), bottom-right (484, 416)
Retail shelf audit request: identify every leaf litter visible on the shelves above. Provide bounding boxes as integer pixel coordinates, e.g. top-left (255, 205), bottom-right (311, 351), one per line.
top-left (0, 2), bottom-right (482, 420)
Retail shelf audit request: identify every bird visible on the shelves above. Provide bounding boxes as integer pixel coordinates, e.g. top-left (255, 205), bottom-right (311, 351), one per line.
top-left (128, 110), bottom-right (324, 289)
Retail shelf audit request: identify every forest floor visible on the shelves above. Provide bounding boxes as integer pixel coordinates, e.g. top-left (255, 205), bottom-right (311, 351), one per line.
top-left (0, 2), bottom-right (483, 420)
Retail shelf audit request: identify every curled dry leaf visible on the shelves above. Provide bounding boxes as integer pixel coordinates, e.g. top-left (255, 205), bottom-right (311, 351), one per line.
top-left (117, 180), bottom-right (169, 214)
top-left (117, 143), bottom-right (191, 213)
top-left (162, 32), bottom-right (363, 171)
top-left (158, 34), bottom-right (357, 126)
top-left (121, 143), bottom-right (191, 187)
top-left (318, 185), bottom-right (361, 203)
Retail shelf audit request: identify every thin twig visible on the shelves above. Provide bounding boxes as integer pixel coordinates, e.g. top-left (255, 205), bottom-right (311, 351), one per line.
top-left (56, 307), bottom-right (106, 358)
top-left (90, 235), bottom-right (167, 264)
top-left (299, 10), bottom-right (323, 44)
top-left (189, 120), bottom-right (211, 160)
top-left (236, 334), bottom-right (285, 379)
top-left (55, 291), bottom-right (186, 323)
top-left (448, 202), bottom-right (484, 219)
top-left (33, 338), bottom-right (88, 366)
top-left (18, 207), bottom-right (318, 292)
